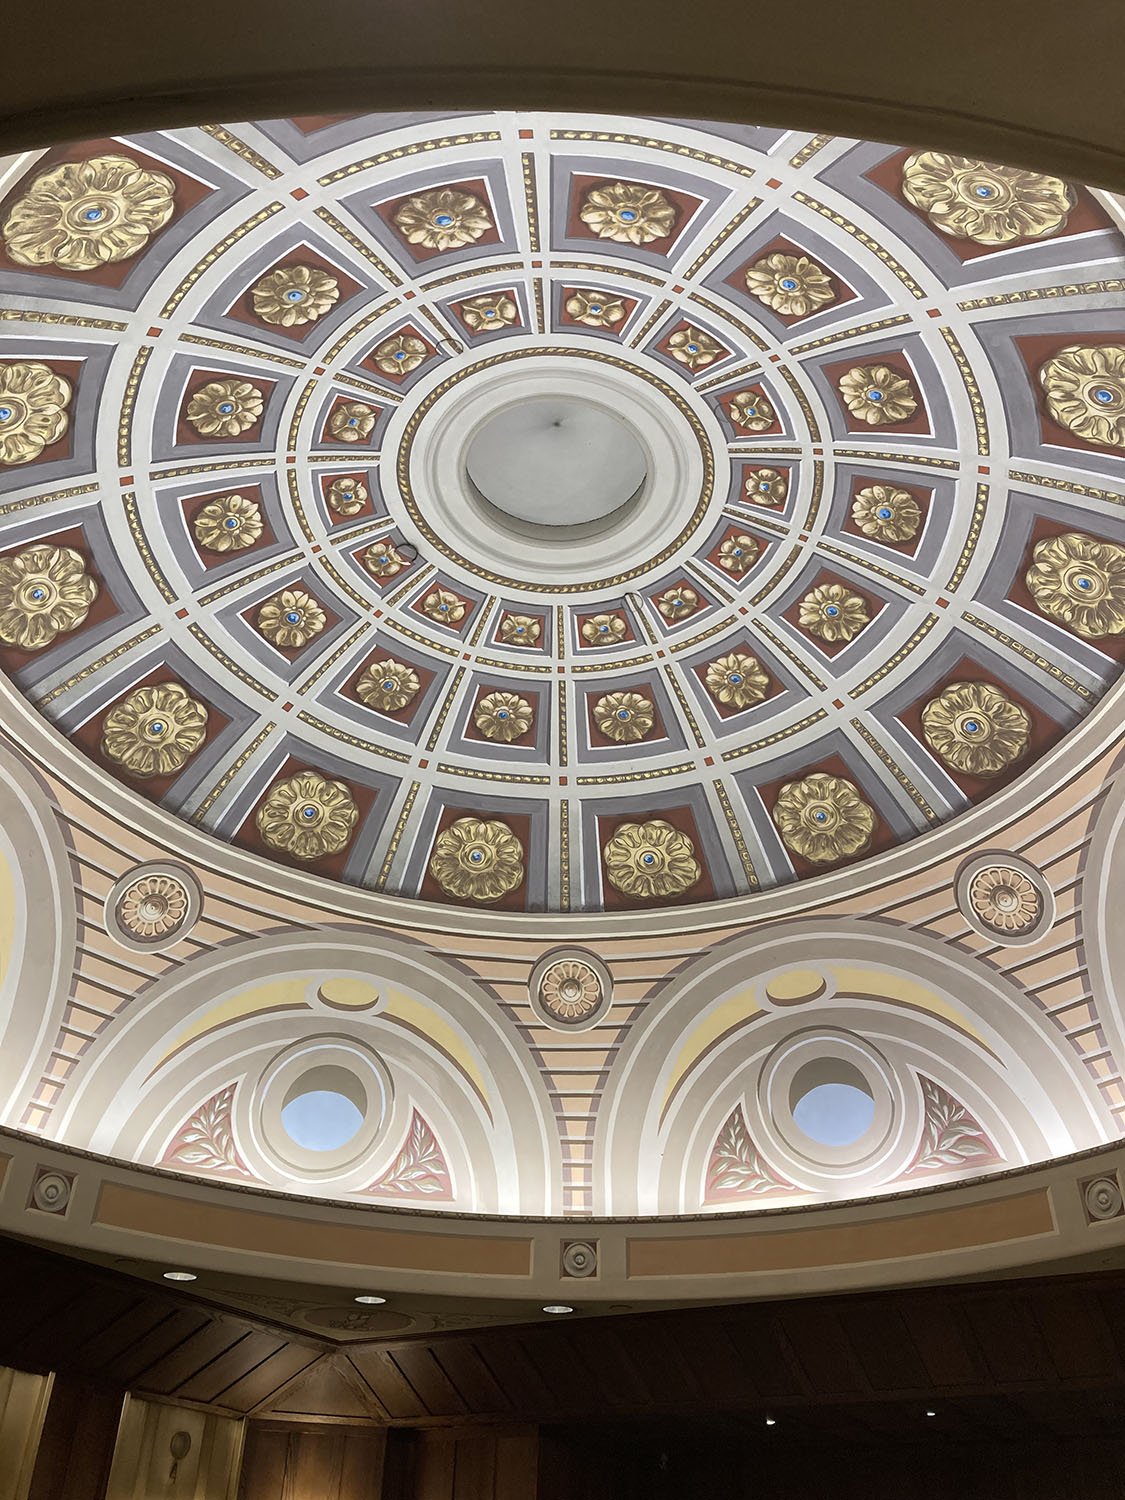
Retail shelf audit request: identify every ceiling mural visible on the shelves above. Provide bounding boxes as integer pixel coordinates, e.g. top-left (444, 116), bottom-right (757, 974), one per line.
top-left (0, 113), bottom-right (1120, 915)
top-left (0, 111), bottom-right (1124, 1237)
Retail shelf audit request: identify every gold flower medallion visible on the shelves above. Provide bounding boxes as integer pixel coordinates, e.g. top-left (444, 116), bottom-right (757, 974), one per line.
top-left (728, 390), bottom-right (775, 432)
top-left (579, 182), bottom-right (676, 245)
top-left (744, 252), bottom-right (835, 317)
top-left (328, 402), bottom-right (376, 443)
top-left (422, 588), bottom-right (466, 625)
top-left (356, 659), bottom-right (420, 713)
top-left (657, 585), bottom-right (698, 621)
top-left (429, 817), bottom-right (525, 902)
top-left (256, 770), bottom-right (358, 860)
top-left (901, 152), bottom-right (1074, 245)
top-left (581, 613), bottom-right (628, 645)
top-left (193, 493), bottom-right (264, 552)
top-left (186, 379), bottom-right (264, 438)
top-left (772, 772), bottom-right (876, 863)
top-left (603, 820), bottom-right (701, 900)
top-left (257, 588), bottom-right (326, 648)
top-left (667, 326), bottom-right (723, 370)
top-left (460, 293), bottom-right (518, 331)
top-left (117, 873), bottom-right (189, 940)
top-left (704, 652), bottom-right (769, 710)
top-left (474, 690), bottom-right (534, 743)
top-left (838, 364), bottom-right (918, 425)
top-left (393, 189), bottom-right (493, 251)
top-left (0, 362), bottom-right (72, 465)
top-left (251, 264), bottom-right (340, 326)
top-left (1024, 531), bottom-right (1125, 638)
top-left (718, 534), bottom-right (759, 574)
top-left (0, 543), bottom-right (97, 649)
top-left (969, 865), bottom-right (1042, 934)
top-left (101, 683), bottom-right (208, 777)
top-left (538, 959), bottom-right (602, 1022)
top-left (373, 332), bottom-right (429, 375)
top-left (851, 484), bottom-right (921, 543)
top-left (593, 690), bottom-right (655, 743)
top-left (798, 583), bottom-right (869, 643)
top-left (325, 477), bottom-right (368, 516)
top-left (3, 153), bottom-right (175, 270)
top-left (1039, 346), bottom-right (1125, 450)
top-left (565, 290), bottom-right (627, 327)
top-left (921, 681), bottom-right (1031, 776)
top-left (363, 541), bottom-right (408, 579)
top-left (745, 467), bottom-right (788, 506)
top-left (499, 614), bottom-right (541, 647)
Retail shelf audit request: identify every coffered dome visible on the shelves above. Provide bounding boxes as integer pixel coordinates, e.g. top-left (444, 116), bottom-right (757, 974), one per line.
top-left (0, 113), bottom-right (1122, 914)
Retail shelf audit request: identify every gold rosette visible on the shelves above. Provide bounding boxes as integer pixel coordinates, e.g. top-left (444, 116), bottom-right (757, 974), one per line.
top-left (193, 493), bottom-right (264, 553)
top-left (1025, 531), bottom-right (1125, 638)
top-left (603, 819), bottom-right (700, 900)
top-left (657, 585), bottom-right (698, 621)
top-left (256, 770), bottom-right (358, 861)
top-left (581, 613), bottom-right (628, 645)
top-left (902, 152), bottom-right (1074, 245)
top-left (474, 690), bottom-right (534, 742)
top-left (921, 681), bottom-right (1031, 776)
top-left (373, 332), bottom-right (429, 375)
top-left (0, 543), bottom-right (97, 650)
top-left (328, 402), bottom-right (376, 442)
top-left (257, 588), bottom-right (326, 648)
top-left (667, 326), bottom-right (723, 370)
top-left (565, 290), bottom-right (627, 327)
top-left (429, 817), bottom-right (525, 902)
top-left (0, 362), bottom-right (72, 465)
top-left (539, 960), bottom-right (601, 1021)
top-left (251, 264), bottom-right (339, 326)
top-left (393, 189), bottom-right (492, 251)
top-left (1039, 345), bottom-right (1125, 450)
top-left (186, 379), bottom-right (264, 438)
top-left (704, 653), bottom-right (769, 710)
top-left (969, 866), bottom-right (1042, 933)
top-left (744, 252), bottom-right (835, 317)
top-left (3, 153), bottom-right (175, 270)
top-left (357, 659), bottom-right (420, 712)
top-left (363, 541), bottom-right (408, 579)
top-left (117, 873), bottom-right (189, 940)
top-left (773, 772), bottom-right (875, 863)
top-left (838, 364), bottom-right (918, 425)
top-left (325, 477), bottom-right (368, 516)
top-left (499, 614), bottom-right (541, 646)
top-left (593, 690), bottom-right (655, 743)
top-left (851, 484), bottom-right (921, 543)
top-left (717, 534), bottom-right (758, 574)
top-left (460, 293), bottom-right (518, 331)
top-left (798, 583), bottom-right (869, 643)
top-left (745, 467), bottom-right (788, 506)
top-left (101, 682), bottom-right (208, 778)
top-left (579, 182), bottom-right (676, 246)
top-left (422, 588), bottom-right (466, 625)
top-left (728, 390), bottom-right (775, 432)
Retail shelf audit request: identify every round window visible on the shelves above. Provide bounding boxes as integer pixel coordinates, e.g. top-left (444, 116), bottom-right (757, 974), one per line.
top-left (789, 1060), bottom-right (875, 1148)
top-left (278, 1064), bottom-right (368, 1153)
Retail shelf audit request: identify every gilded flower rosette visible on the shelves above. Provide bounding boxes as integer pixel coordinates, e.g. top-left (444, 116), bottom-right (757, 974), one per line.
top-left (256, 771), bottom-right (359, 861)
top-left (772, 773), bottom-right (876, 864)
top-left (603, 820), bottom-right (701, 900)
top-left (429, 817), bottom-right (525, 902)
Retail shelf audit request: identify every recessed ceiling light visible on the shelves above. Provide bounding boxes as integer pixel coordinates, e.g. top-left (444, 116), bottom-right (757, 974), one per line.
top-left (162, 1270), bottom-right (197, 1282)
top-left (354, 1294), bottom-right (387, 1305)
top-left (925, 1409), bottom-right (937, 1418)
top-left (765, 1417), bottom-right (777, 1427)
top-left (542, 1303), bottom-right (574, 1315)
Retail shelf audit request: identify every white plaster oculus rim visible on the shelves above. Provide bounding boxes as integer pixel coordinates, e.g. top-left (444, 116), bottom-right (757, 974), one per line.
top-left (400, 348), bottom-right (710, 592)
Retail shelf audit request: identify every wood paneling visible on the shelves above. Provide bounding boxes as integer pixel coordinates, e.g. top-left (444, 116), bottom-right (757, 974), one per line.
top-left (390, 1429), bottom-right (538, 1500)
top-left (25, 1376), bottom-right (121, 1500)
top-left (237, 1426), bottom-right (385, 1500)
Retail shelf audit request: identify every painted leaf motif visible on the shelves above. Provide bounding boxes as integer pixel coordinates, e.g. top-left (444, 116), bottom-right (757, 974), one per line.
top-left (904, 1076), bottom-right (1001, 1175)
top-left (705, 1105), bottom-right (797, 1200)
top-left (162, 1084), bottom-right (250, 1176)
top-left (367, 1109), bottom-right (452, 1199)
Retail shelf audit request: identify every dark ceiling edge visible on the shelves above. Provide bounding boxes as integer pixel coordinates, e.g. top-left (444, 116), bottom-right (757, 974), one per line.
top-left (1, 67), bottom-right (1125, 189)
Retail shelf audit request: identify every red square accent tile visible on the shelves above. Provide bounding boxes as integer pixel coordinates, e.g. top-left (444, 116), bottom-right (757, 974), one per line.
top-left (926, 308), bottom-right (942, 318)
top-left (799, 532), bottom-right (809, 542)
top-left (291, 187), bottom-right (309, 201)
top-left (739, 606), bottom-right (749, 615)
top-left (119, 474), bottom-right (133, 486)
top-left (314, 364), bottom-right (326, 375)
top-left (832, 697), bottom-right (845, 709)
top-left (656, 648), bottom-right (666, 658)
top-left (311, 543), bottom-right (321, 553)
top-left (286, 455), bottom-right (296, 464)
top-left (769, 353), bottom-right (781, 362)
top-left (767, 177), bottom-right (783, 189)
top-left (813, 447), bottom-right (823, 456)
top-left (557, 665), bottom-right (566, 674)
top-left (418, 757), bottom-right (429, 770)
top-left (703, 755), bottom-right (715, 767)
top-left (531, 259), bottom-right (542, 268)
top-left (404, 290), bottom-right (416, 300)
top-left (937, 596), bottom-right (950, 608)
top-left (519, 129), bottom-right (533, 139)
top-left (462, 652), bottom-right (472, 660)
top-left (373, 608), bottom-right (383, 618)
top-left (559, 775), bottom-right (568, 786)
top-left (673, 284), bottom-right (684, 293)
top-left (146, 326), bottom-right (162, 337)
top-left (979, 464), bottom-right (990, 475)
top-left (175, 607), bottom-right (189, 619)
top-left (281, 701), bottom-right (294, 712)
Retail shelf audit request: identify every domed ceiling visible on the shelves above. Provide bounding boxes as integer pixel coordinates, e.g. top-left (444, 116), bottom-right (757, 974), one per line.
top-left (0, 112), bottom-right (1123, 915)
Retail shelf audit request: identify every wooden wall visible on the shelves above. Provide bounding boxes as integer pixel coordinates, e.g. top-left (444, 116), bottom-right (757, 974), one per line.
top-left (384, 1428), bottom-right (538, 1500)
top-left (24, 1376), bottom-right (122, 1500)
top-left (236, 1425), bottom-right (385, 1500)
